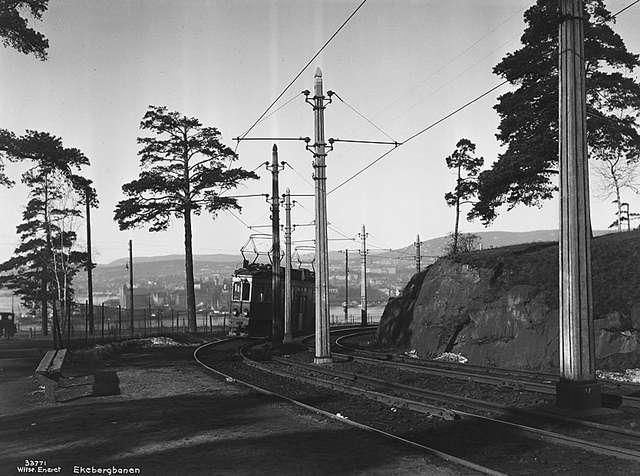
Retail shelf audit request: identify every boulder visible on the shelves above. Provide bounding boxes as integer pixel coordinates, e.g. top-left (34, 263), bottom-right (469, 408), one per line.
top-left (377, 234), bottom-right (640, 371)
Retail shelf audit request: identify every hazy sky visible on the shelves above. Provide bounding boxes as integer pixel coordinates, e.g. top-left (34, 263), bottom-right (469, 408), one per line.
top-left (1, 0), bottom-right (639, 265)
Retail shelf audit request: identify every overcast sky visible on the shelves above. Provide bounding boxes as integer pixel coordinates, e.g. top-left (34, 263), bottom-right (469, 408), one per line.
top-left (1, 0), bottom-right (639, 265)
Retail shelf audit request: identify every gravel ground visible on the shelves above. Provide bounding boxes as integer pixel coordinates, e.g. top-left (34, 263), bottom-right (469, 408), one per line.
top-left (335, 333), bottom-right (640, 430)
top-left (207, 341), bottom-right (640, 475)
top-left (0, 339), bottom-right (475, 476)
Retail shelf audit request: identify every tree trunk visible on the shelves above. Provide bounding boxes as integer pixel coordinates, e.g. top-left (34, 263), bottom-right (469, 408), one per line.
top-left (41, 275), bottom-right (48, 336)
top-left (612, 160), bottom-right (622, 232)
top-left (616, 189), bottom-right (622, 232)
top-left (453, 165), bottom-right (462, 254)
top-left (184, 206), bottom-right (197, 332)
top-left (51, 297), bottom-right (62, 349)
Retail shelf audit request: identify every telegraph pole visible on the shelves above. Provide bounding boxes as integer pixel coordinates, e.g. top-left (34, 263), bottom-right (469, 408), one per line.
top-left (283, 188), bottom-right (293, 343)
top-left (359, 224), bottom-right (368, 326)
top-left (310, 68), bottom-right (331, 364)
top-left (556, 0), bottom-right (600, 409)
top-left (415, 234), bottom-right (421, 273)
top-left (270, 145), bottom-right (283, 343)
top-left (129, 239), bottom-right (134, 335)
top-left (85, 187), bottom-right (95, 334)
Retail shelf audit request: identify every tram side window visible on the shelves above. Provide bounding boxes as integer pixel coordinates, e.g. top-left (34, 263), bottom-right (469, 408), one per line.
top-left (232, 282), bottom-right (241, 301)
top-left (241, 281), bottom-right (251, 301)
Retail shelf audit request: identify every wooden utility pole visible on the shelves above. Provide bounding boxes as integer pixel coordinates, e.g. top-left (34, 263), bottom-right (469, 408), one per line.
top-left (415, 234), bottom-right (421, 273)
top-left (270, 145), bottom-right (283, 343)
top-left (284, 188), bottom-right (293, 343)
top-left (310, 68), bottom-right (331, 363)
top-left (556, 0), bottom-right (600, 409)
top-left (359, 224), bottom-right (368, 326)
top-left (85, 187), bottom-right (95, 334)
top-left (129, 239), bottom-right (134, 336)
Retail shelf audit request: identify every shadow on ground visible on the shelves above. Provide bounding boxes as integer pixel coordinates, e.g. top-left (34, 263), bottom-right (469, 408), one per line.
top-left (0, 391), bottom-right (435, 475)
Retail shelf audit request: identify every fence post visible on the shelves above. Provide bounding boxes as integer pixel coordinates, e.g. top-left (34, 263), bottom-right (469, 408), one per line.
top-left (101, 303), bottom-right (105, 339)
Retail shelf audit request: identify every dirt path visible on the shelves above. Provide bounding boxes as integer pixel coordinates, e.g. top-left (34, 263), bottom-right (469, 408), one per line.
top-left (0, 345), bottom-right (467, 475)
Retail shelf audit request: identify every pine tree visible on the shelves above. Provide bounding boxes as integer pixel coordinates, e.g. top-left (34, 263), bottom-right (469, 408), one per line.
top-left (114, 106), bottom-right (258, 332)
top-left (0, 130), bottom-right (96, 346)
top-left (471, 0), bottom-right (640, 224)
top-left (0, 0), bottom-right (50, 60)
top-left (444, 139), bottom-right (483, 255)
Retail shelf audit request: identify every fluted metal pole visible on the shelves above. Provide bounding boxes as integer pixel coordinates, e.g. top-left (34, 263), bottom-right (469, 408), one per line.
top-left (556, 0), bottom-right (601, 409)
top-left (313, 68), bottom-right (331, 364)
top-left (284, 188), bottom-right (293, 343)
top-left (271, 145), bottom-right (283, 343)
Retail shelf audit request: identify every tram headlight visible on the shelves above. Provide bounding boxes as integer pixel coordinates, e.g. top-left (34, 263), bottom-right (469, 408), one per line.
top-left (232, 308), bottom-right (239, 317)
top-left (243, 309), bottom-right (249, 317)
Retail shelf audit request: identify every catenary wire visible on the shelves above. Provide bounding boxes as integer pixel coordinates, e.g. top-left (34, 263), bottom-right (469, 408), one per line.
top-left (327, 80), bottom-right (509, 195)
top-left (333, 92), bottom-right (397, 142)
top-left (236, 0), bottom-right (368, 147)
top-left (327, 0), bottom-right (639, 196)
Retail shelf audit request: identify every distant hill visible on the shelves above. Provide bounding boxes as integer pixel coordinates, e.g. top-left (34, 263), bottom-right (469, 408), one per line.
top-left (391, 229), bottom-right (611, 257)
top-left (106, 253), bottom-right (239, 267)
top-left (78, 229), bottom-right (612, 295)
top-left (103, 229), bottom-right (613, 273)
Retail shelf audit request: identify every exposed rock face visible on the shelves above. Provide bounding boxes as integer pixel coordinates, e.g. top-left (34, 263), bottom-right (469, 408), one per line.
top-left (378, 235), bottom-right (640, 371)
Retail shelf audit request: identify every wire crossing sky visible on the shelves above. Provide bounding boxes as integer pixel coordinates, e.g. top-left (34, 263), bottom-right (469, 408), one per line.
top-left (0, 0), bottom-right (639, 264)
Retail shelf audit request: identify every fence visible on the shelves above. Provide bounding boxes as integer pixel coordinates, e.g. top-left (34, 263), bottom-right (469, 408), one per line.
top-left (16, 301), bottom-right (382, 346)
top-left (329, 310), bottom-right (382, 326)
top-left (19, 301), bottom-right (229, 347)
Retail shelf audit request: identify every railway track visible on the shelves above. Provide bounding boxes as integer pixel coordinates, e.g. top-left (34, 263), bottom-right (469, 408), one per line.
top-left (333, 329), bottom-right (640, 407)
top-left (196, 333), bottom-right (640, 474)
top-left (194, 336), bottom-right (502, 476)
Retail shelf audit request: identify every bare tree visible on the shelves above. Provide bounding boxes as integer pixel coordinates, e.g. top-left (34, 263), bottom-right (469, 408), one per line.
top-left (593, 152), bottom-right (640, 232)
top-left (443, 233), bottom-right (480, 257)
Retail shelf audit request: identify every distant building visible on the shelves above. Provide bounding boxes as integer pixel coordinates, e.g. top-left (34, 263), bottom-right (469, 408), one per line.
top-left (120, 285), bottom-right (151, 309)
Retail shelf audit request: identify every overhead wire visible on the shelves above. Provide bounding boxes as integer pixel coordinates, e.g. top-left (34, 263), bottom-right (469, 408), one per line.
top-left (370, 8), bottom-right (521, 119)
top-left (611, 0), bottom-right (639, 17)
top-left (284, 162), bottom-right (314, 188)
top-left (333, 92), bottom-right (397, 142)
top-left (327, 80), bottom-right (509, 195)
top-left (326, 0), bottom-right (640, 196)
top-left (259, 92), bottom-right (304, 124)
top-left (235, 0), bottom-right (368, 147)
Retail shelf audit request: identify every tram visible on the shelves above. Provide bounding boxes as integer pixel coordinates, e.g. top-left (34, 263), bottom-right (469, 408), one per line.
top-left (229, 262), bottom-right (315, 337)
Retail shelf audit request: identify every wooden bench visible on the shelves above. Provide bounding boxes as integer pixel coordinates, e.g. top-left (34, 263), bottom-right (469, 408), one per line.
top-left (35, 349), bottom-right (119, 402)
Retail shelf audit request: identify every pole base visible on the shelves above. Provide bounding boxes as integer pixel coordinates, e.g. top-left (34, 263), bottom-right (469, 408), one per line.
top-left (314, 356), bottom-right (332, 365)
top-left (555, 379), bottom-right (601, 410)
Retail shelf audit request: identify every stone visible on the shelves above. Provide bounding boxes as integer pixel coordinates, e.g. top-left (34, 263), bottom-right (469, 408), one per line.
top-left (377, 243), bottom-right (640, 371)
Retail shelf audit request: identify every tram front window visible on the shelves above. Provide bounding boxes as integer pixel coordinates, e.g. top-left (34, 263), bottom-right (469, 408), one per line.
top-left (241, 280), bottom-right (251, 301)
top-left (232, 282), bottom-right (241, 301)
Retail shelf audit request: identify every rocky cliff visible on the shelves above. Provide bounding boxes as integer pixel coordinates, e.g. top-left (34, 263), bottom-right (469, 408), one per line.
top-left (377, 231), bottom-right (640, 371)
